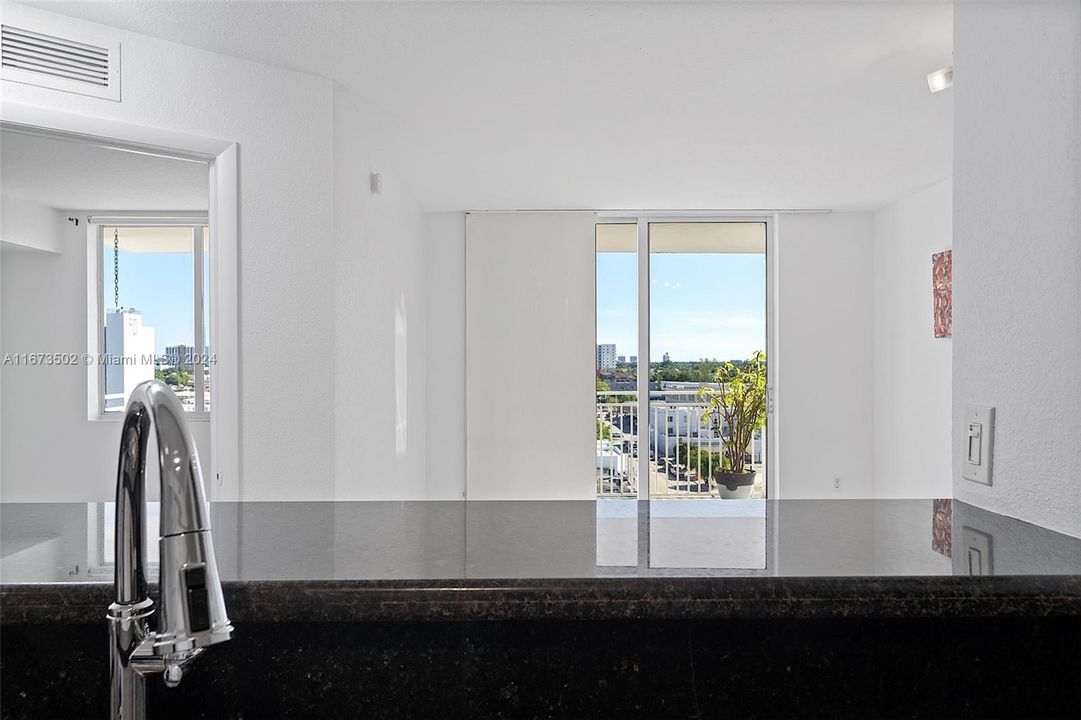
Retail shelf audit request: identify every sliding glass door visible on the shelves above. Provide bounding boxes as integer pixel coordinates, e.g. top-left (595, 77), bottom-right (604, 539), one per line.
top-left (649, 222), bottom-right (768, 500)
top-left (596, 219), bottom-right (769, 501)
top-left (595, 223), bottom-right (639, 498)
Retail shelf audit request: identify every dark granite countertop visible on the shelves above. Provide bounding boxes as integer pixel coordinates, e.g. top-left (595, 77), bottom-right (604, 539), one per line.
top-left (3, 498), bottom-right (1080, 623)
top-left (3, 575), bottom-right (1081, 625)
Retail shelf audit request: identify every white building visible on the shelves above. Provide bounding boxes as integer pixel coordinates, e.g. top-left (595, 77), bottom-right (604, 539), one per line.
top-left (648, 404), bottom-right (764, 465)
top-left (104, 309), bottom-right (155, 411)
top-left (648, 382), bottom-right (763, 463)
top-left (596, 343), bottom-right (616, 370)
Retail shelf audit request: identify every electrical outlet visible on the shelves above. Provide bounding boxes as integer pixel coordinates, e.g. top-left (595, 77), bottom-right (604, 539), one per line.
top-left (833, 477), bottom-right (841, 490)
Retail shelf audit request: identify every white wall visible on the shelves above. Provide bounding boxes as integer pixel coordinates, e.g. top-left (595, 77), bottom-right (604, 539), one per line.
top-left (331, 85), bottom-right (445, 500)
top-left (1, 196), bottom-right (62, 253)
top-left (775, 212), bottom-right (875, 498)
top-left (952, 0), bottom-right (1081, 538)
top-left (465, 212), bottom-right (597, 500)
top-left (1, 9), bottom-right (458, 504)
top-left (424, 213), bottom-right (467, 500)
top-left (0, 212), bottom-right (211, 501)
top-left (0, 3), bottom-right (335, 501)
top-left (872, 179), bottom-right (953, 499)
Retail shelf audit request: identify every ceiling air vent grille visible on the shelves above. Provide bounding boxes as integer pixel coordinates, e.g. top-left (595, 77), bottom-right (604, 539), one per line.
top-left (1, 24), bottom-right (120, 101)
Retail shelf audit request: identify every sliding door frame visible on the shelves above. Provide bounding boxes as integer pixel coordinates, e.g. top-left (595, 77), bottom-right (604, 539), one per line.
top-left (596, 213), bottom-right (779, 501)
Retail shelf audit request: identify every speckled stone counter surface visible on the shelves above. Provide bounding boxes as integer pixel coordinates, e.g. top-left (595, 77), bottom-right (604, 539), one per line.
top-left (4, 614), bottom-right (1080, 718)
top-left (3, 575), bottom-right (1081, 625)
top-left (3, 499), bottom-right (1080, 719)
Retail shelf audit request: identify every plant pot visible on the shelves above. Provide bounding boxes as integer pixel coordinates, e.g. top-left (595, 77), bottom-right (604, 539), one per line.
top-left (714, 470), bottom-right (756, 499)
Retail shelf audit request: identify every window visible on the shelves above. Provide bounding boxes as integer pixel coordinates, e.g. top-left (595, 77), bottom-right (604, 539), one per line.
top-left (92, 221), bottom-right (210, 418)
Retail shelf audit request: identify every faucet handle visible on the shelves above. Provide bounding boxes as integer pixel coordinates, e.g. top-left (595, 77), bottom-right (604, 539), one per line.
top-left (159, 648), bottom-right (203, 688)
top-left (163, 663), bottom-right (184, 688)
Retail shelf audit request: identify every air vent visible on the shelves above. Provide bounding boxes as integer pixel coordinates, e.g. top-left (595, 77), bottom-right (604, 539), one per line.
top-left (1, 24), bottom-right (120, 101)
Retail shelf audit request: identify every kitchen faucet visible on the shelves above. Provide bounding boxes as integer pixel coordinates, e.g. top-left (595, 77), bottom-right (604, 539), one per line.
top-left (108, 380), bottom-right (233, 720)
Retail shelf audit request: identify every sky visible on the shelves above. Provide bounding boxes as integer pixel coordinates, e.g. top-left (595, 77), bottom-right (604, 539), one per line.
top-left (596, 251), bottom-right (766, 362)
top-left (106, 241), bottom-right (762, 360)
top-left (105, 247), bottom-right (208, 355)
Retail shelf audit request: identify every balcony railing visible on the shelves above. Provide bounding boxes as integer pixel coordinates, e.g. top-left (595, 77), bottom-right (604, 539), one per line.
top-left (597, 390), bottom-right (764, 499)
top-left (596, 391), bottom-right (639, 496)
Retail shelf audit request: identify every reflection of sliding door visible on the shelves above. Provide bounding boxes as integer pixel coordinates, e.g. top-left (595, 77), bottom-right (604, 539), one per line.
top-left (465, 213), bottom-right (597, 500)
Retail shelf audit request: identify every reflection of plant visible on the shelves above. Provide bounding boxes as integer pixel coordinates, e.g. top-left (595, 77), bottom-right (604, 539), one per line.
top-left (698, 351), bottom-right (767, 475)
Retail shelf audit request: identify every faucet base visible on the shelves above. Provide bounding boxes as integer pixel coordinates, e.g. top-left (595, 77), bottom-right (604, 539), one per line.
top-left (109, 601), bottom-right (153, 720)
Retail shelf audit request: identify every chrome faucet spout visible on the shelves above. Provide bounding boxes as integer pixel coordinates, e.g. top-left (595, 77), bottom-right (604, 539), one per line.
top-left (109, 380), bottom-right (233, 720)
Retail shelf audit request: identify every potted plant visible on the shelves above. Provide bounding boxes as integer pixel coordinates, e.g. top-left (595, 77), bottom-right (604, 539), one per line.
top-left (698, 351), bottom-right (767, 499)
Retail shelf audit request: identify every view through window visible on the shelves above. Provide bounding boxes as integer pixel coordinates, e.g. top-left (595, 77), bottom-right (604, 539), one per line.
top-left (99, 224), bottom-right (210, 415)
top-left (596, 222), bottom-right (767, 500)
top-left (595, 223), bottom-right (639, 498)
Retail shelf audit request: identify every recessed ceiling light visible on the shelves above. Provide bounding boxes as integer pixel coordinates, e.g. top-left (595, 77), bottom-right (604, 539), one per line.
top-left (927, 66), bottom-right (953, 93)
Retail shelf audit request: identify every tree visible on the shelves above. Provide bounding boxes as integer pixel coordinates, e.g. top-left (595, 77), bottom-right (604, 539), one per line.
top-left (596, 419), bottom-right (612, 440)
top-left (698, 351), bottom-right (767, 475)
top-left (676, 439), bottom-right (727, 479)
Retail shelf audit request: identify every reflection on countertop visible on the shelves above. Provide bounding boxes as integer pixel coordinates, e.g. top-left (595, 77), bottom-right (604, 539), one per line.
top-left (3, 498), bottom-right (1080, 584)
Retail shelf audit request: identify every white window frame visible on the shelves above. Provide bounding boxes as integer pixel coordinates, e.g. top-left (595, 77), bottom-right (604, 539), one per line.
top-left (89, 215), bottom-right (210, 422)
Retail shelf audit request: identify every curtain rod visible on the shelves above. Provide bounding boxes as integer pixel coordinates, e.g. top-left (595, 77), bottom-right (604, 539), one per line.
top-left (87, 214), bottom-right (209, 225)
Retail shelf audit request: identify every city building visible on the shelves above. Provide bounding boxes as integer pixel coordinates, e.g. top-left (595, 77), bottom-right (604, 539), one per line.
top-left (165, 344), bottom-right (210, 367)
top-left (165, 344), bottom-right (194, 367)
top-left (596, 343), bottom-right (616, 370)
top-left (104, 309), bottom-right (155, 412)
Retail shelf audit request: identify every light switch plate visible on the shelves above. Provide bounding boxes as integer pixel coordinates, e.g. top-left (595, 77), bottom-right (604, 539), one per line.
top-left (961, 405), bottom-right (994, 486)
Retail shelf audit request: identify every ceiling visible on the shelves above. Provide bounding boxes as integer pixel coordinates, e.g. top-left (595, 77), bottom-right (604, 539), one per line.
top-left (28, 1), bottom-right (953, 212)
top-left (0, 129), bottom-right (208, 210)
